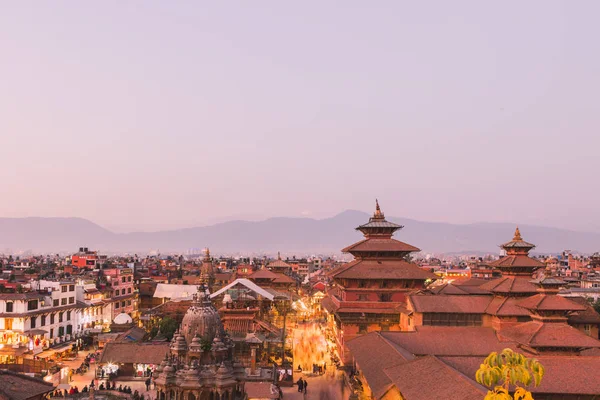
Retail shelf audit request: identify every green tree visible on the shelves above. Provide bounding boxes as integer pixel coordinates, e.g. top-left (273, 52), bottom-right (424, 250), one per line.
top-left (588, 298), bottom-right (600, 314)
top-left (159, 317), bottom-right (179, 341)
top-left (475, 348), bottom-right (545, 400)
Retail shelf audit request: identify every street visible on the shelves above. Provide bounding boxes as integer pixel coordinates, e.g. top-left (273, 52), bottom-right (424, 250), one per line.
top-left (278, 322), bottom-right (350, 400)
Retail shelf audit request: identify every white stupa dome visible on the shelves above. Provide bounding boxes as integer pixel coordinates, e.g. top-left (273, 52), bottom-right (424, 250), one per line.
top-left (113, 313), bottom-right (133, 325)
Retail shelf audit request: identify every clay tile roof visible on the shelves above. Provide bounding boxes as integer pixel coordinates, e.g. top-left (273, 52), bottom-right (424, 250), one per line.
top-left (454, 278), bottom-right (491, 287)
top-left (331, 259), bottom-right (437, 280)
top-left (485, 297), bottom-right (531, 317)
top-left (567, 297), bottom-right (600, 324)
top-left (380, 327), bottom-right (518, 357)
top-left (516, 294), bottom-right (587, 312)
top-left (428, 283), bottom-right (472, 295)
top-left (267, 259), bottom-right (292, 269)
top-left (271, 273), bottom-right (295, 284)
top-left (498, 321), bottom-right (600, 349)
top-left (342, 238), bottom-right (420, 253)
top-left (321, 295), bottom-right (338, 313)
top-left (99, 342), bottom-right (170, 364)
top-left (489, 255), bottom-right (545, 269)
top-left (409, 295), bottom-right (491, 314)
top-left (383, 356), bottom-right (487, 400)
top-left (357, 220), bottom-right (403, 229)
top-left (0, 292), bottom-right (46, 300)
top-left (442, 356), bottom-right (600, 396)
top-left (248, 269), bottom-right (278, 280)
top-left (479, 276), bottom-right (539, 294)
top-left (0, 370), bottom-right (54, 400)
top-left (346, 332), bottom-right (414, 399)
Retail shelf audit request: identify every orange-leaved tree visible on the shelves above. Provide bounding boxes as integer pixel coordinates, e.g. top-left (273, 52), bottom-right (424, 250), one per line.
top-left (475, 348), bottom-right (545, 400)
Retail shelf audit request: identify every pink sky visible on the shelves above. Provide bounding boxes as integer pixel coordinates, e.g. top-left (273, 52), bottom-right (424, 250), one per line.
top-left (1, 1), bottom-right (599, 233)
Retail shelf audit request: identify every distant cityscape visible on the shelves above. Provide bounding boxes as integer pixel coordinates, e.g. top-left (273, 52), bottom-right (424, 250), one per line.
top-left (1, 202), bottom-right (600, 399)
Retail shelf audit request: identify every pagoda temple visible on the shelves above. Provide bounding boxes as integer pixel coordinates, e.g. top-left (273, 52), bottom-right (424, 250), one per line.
top-left (323, 201), bottom-right (437, 363)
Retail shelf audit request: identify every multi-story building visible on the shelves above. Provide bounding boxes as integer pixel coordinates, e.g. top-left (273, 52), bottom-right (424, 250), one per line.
top-left (0, 282), bottom-right (84, 362)
top-left (103, 267), bottom-right (138, 322)
top-left (71, 247), bottom-right (99, 269)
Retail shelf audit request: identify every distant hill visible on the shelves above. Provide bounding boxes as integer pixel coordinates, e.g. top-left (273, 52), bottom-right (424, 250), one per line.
top-left (1, 211), bottom-right (599, 255)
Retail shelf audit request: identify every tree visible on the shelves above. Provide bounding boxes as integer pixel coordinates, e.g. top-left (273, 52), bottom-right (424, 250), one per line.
top-left (587, 297), bottom-right (600, 315)
top-left (159, 317), bottom-right (179, 341)
top-left (475, 348), bottom-right (545, 400)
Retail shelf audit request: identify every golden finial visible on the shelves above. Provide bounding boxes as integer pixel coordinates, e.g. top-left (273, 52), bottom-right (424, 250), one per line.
top-left (277, 251), bottom-right (281, 260)
top-left (513, 226), bottom-right (522, 241)
top-left (374, 199), bottom-right (383, 218)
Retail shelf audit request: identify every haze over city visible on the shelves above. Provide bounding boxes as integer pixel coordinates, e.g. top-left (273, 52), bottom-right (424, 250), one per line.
top-left (2, 1), bottom-right (599, 233)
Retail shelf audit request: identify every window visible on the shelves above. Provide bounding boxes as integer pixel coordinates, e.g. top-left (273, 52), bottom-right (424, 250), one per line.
top-left (127, 288), bottom-right (132, 294)
top-left (379, 293), bottom-right (392, 302)
top-left (121, 301), bottom-right (126, 308)
top-left (28, 300), bottom-right (38, 310)
top-left (5, 318), bottom-right (12, 330)
top-left (585, 324), bottom-right (592, 335)
top-left (61, 286), bottom-right (67, 293)
top-left (53, 299), bottom-right (59, 307)
top-left (58, 326), bottom-right (65, 337)
top-left (50, 328), bottom-right (54, 339)
top-left (358, 324), bottom-right (368, 334)
top-left (115, 302), bottom-right (120, 309)
top-left (31, 317), bottom-right (37, 328)
top-left (422, 313), bottom-right (483, 327)
top-left (121, 289), bottom-right (125, 295)
top-left (41, 316), bottom-right (46, 326)
top-left (5, 302), bottom-right (13, 313)
top-left (69, 285), bottom-right (75, 292)
top-left (50, 313), bottom-right (55, 324)
top-left (114, 290), bottom-right (119, 297)
top-left (59, 312), bottom-right (64, 323)
top-left (128, 276), bottom-right (132, 282)
top-left (66, 325), bottom-right (72, 335)
top-left (380, 280), bottom-right (390, 289)
top-left (67, 311), bottom-right (71, 321)
top-left (68, 297), bottom-right (75, 304)
top-left (122, 277), bottom-right (126, 283)
top-left (61, 298), bottom-right (67, 306)
top-left (127, 300), bottom-right (132, 306)
top-left (358, 280), bottom-right (367, 288)
top-left (357, 294), bottom-right (369, 301)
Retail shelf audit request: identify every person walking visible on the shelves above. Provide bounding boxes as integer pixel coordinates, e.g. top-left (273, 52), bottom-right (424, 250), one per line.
top-left (303, 378), bottom-right (308, 394)
top-left (145, 377), bottom-right (151, 391)
top-left (297, 377), bottom-right (304, 392)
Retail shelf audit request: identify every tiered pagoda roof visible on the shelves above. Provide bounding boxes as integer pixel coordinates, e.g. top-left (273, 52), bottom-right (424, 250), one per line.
top-left (331, 200), bottom-right (435, 281)
top-left (479, 227), bottom-right (544, 296)
top-left (342, 200), bottom-right (421, 259)
top-left (488, 227), bottom-right (545, 275)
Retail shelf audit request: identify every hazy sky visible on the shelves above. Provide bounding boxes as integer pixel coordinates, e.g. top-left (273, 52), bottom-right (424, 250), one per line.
top-left (1, 1), bottom-right (599, 233)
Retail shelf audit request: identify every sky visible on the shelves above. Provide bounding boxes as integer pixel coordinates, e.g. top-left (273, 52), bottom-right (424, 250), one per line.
top-left (1, 1), bottom-right (599, 233)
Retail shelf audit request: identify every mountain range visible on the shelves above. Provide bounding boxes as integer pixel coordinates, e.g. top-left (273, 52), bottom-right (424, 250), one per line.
top-left (1, 211), bottom-right (599, 255)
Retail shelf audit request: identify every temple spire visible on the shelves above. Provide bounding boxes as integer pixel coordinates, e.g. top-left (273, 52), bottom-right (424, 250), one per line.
top-left (513, 226), bottom-right (522, 241)
top-left (373, 199), bottom-right (384, 219)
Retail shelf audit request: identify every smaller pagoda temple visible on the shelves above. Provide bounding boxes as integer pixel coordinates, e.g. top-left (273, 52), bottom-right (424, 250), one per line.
top-left (477, 227), bottom-right (546, 328)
